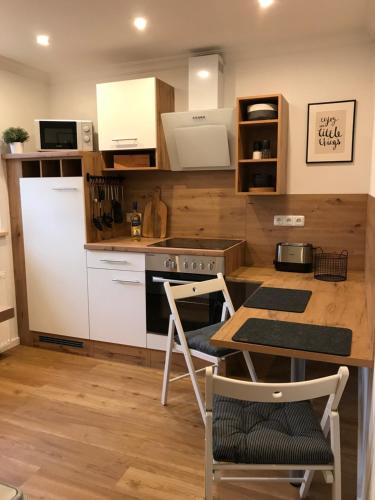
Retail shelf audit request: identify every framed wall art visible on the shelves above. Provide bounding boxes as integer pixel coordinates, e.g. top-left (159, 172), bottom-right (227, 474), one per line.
top-left (306, 99), bottom-right (356, 164)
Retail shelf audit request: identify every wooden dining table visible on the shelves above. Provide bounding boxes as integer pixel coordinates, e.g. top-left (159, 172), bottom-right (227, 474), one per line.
top-left (211, 267), bottom-right (373, 500)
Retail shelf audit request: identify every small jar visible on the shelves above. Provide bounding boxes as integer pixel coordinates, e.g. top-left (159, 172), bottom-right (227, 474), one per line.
top-left (252, 141), bottom-right (262, 160)
top-left (262, 139), bottom-right (271, 159)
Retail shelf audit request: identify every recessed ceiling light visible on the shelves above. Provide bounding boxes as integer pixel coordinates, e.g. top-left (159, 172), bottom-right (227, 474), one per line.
top-left (36, 34), bottom-right (50, 46)
top-left (258, 0), bottom-right (274, 8)
top-left (133, 17), bottom-right (147, 31)
top-left (197, 70), bottom-right (210, 79)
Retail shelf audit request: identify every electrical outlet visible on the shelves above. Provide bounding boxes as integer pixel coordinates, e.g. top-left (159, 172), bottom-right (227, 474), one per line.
top-left (0, 271), bottom-right (6, 279)
top-left (274, 215), bottom-right (285, 226)
top-left (293, 215), bottom-right (305, 227)
top-left (285, 215), bottom-right (294, 226)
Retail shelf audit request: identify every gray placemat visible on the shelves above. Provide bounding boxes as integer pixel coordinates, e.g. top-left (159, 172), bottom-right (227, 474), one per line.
top-left (232, 318), bottom-right (352, 356)
top-left (243, 287), bottom-right (312, 313)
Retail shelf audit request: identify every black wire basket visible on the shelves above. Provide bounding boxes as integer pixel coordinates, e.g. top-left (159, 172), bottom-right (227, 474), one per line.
top-left (314, 248), bottom-right (348, 282)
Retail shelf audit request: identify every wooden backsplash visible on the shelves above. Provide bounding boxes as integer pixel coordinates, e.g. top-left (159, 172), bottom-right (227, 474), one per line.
top-left (123, 171), bottom-right (367, 270)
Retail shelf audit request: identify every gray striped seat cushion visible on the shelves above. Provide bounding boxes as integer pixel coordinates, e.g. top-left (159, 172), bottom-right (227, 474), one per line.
top-left (175, 322), bottom-right (235, 357)
top-left (213, 396), bottom-right (333, 465)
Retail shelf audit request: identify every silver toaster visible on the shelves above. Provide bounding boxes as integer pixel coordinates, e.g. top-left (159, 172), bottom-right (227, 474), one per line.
top-left (274, 242), bottom-right (313, 273)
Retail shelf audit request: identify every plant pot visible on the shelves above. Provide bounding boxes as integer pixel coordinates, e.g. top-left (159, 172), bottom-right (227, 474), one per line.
top-left (9, 142), bottom-right (24, 154)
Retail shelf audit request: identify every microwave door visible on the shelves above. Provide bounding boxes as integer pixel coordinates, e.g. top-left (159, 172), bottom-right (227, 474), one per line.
top-left (40, 121), bottom-right (77, 150)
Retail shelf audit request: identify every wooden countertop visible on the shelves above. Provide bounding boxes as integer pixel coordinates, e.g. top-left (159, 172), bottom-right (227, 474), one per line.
top-left (213, 266), bottom-right (373, 368)
top-left (0, 306), bottom-right (15, 324)
top-left (85, 237), bottom-right (246, 257)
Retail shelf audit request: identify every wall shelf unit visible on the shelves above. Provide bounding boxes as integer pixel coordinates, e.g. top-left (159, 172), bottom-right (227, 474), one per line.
top-left (235, 94), bottom-right (288, 196)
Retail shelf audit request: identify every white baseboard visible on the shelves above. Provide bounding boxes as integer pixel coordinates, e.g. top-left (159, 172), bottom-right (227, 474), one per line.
top-left (147, 333), bottom-right (168, 351)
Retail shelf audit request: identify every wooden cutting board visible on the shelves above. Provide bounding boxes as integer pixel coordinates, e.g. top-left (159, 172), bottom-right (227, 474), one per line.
top-left (142, 187), bottom-right (167, 238)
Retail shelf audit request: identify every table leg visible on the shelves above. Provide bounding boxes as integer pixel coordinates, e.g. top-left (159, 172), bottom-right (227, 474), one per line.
top-left (357, 366), bottom-right (373, 500)
top-left (291, 358), bottom-right (306, 382)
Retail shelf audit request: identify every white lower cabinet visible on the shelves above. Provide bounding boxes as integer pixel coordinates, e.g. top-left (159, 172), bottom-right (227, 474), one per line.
top-left (87, 266), bottom-right (146, 347)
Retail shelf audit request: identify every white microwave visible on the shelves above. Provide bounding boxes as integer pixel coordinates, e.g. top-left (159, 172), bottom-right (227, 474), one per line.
top-left (34, 119), bottom-right (94, 151)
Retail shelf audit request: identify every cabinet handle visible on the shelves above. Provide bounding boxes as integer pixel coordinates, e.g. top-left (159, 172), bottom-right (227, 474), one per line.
top-left (100, 259), bottom-right (129, 264)
top-left (52, 188), bottom-right (78, 191)
top-left (112, 138), bottom-right (138, 142)
top-left (112, 279), bottom-right (141, 285)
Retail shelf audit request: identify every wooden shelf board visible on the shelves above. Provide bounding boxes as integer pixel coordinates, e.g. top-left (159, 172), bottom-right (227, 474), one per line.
top-left (102, 167), bottom-right (160, 172)
top-left (239, 158), bottom-right (278, 163)
top-left (239, 119), bottom-right (278, 126)
top-left (0, 306), bottom-right (14, 324)
top-left (2, 151), bottom-right (85, 160)
top-left (0, 231), bottom-right (8, 237)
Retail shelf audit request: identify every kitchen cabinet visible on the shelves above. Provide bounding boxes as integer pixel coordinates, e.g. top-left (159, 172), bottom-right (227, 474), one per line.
top-left (20, 177), bottom-right (90, 339)
top-left (97, 78), bottom-right (157, 151)
top-left (96, 77), bottom-right (175, 170)
top-left (87, 251), bottom-right (146, 347)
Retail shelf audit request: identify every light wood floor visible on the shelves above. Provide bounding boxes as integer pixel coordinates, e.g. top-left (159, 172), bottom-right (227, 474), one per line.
top-left (0, 346), bottom-right (357, 499)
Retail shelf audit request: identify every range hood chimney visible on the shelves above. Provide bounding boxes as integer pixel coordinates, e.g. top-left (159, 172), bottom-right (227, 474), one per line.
top-left (188, 54), bottom-right (224, 110)
top-left (161, 53), bottom-right (234, 171)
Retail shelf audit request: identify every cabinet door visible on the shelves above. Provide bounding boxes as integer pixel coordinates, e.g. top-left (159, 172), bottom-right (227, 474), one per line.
top-left (88, 268), bottom-right (146, 347)
top-left (96, 77), bottom-right (157, 151)
top-left (20, 177), bottom-right (89, 339)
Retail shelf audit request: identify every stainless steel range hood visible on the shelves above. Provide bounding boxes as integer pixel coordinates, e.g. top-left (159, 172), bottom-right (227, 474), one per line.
top-left (161, 54), bottom-right (234, 171)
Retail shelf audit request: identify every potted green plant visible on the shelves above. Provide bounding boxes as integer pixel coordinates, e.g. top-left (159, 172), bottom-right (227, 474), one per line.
top-left (2, 127), bottom-right (29, 154)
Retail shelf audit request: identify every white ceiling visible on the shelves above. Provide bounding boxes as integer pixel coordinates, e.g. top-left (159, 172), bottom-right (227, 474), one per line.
top-left (0, 0), bottom-right (373, 79)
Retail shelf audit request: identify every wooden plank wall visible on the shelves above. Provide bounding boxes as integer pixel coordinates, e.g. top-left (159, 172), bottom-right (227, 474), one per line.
top-left (123, 171), bottom-right (367, 270)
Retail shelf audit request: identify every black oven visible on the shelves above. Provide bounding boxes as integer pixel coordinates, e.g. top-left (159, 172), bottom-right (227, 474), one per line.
top-left (146, 270), bottom-right (259, 335)
top-left (146, 270), bottom-right (224, 334)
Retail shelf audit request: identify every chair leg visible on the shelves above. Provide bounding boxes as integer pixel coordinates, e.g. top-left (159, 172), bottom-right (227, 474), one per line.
top-left (331, 412), bottom-right (341, 500)
top-left (161, 317), bottom-right (175, 406)
top-left (205, 467), bottom-right (213, 500)
top-left (182, 347), bottom-right (206, 422)
top-left (299, 470), bottom-right (313, 498)
top-left (243, 351), bottom-right (257, 382)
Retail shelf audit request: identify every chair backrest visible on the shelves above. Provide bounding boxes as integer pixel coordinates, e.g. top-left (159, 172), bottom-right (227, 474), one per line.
top-left (163, 273), bottom-right (235, 334)
top-left (206, 366), bottom-right (349, 412)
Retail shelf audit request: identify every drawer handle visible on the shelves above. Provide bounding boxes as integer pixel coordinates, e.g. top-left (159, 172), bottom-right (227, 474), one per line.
top-left (112, 279), bottom-right (141, 285)
top-left (100, 259), bottom-right (129, 264)
top-left (52, 188), bottom-right (78, 191)
top-left (112, 138), bottom-right (138, 142)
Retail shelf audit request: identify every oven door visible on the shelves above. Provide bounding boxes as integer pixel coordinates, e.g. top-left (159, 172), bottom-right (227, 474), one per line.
top-left (146, 270), bottom-right (224, 335)
top-left (39, 121), bottom-right (78, 150)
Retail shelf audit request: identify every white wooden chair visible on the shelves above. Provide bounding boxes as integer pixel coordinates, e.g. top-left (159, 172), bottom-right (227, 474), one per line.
top-left (161, 273), bottom-right (257, 423)
top-left (205, 365), bottom-right (349, 500)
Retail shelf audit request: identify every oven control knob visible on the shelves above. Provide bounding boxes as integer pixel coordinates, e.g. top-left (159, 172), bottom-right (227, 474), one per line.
top-left (183, 260), bottom-right (189, 269)
top-left (191, 261), bottom-right (197, 270)
top-left (170, 260), bottom-right (176, 270)
top-left (83, 125), bottom-right (91, 133)
top-left (199, 262), bottom-right (205, 270)
top-left (83, 135), bottom-right (91, 143)
top-left (164, 259), bottom-right (170, 268)
top-left (208, 262), bottom-right (214, 271)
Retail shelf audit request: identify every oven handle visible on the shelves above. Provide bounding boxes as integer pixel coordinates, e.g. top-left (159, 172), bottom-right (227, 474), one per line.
top-left (152, 276), bottom-right (195, 285)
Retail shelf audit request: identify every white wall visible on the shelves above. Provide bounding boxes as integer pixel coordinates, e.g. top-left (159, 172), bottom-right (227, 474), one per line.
top-left (0, 62), bottom-right (49, 349)
top-left (49, 40), bottom-right (374, 194)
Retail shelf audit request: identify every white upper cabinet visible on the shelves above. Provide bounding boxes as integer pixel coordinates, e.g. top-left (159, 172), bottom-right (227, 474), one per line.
top-left (96, 77), bottom-right (157, 151)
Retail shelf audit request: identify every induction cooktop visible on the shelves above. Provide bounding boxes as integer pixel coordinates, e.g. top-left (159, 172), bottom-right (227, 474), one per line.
top-left (148, 238), bottom-right (242, 250)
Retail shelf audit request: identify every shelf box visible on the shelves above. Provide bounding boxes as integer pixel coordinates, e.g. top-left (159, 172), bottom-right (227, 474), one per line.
top-left (236, 94), bottom-right (288, 196)
top-left (22, 161), bottom-right (41, 178)
top-left (41, 160), bottom-right (61, 177)
top-left (61, 159), bottom-right (82, 177)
